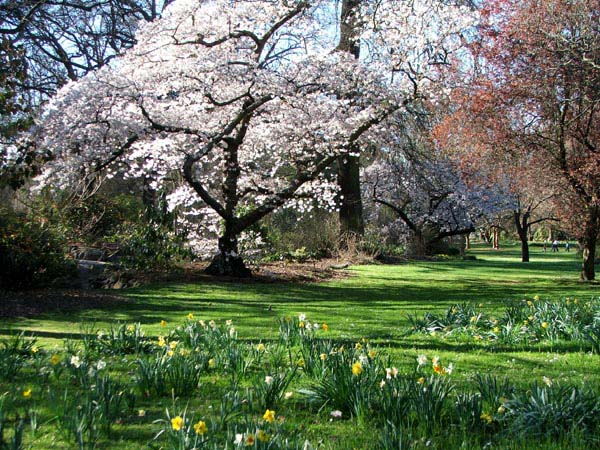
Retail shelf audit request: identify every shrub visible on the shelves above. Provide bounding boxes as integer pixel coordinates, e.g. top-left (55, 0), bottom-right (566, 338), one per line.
top-left (0, 207), bottom-right (75, 289)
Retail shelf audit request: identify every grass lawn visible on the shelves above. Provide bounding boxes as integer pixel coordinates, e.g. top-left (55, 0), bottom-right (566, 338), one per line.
top-left (1, 242), bottom-right (599, 449)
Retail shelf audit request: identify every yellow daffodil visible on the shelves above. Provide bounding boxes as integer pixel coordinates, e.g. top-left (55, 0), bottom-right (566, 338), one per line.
top-left (160, 320), bottom-right (167, 327)
top-left (541, 322), bottom-right (548, 329)
top-left (351, 361), bottom-right (362, 376)
top-left (417, 377), bottom-right (425, 384)
top-left (257, 429), bottom-right (270, 442)
top-left (23, 389), bottom-right (32, 398)
top-left (127, 324), bottom-right (135, 332)
top-left (193, 420), bottom-right (207, 435)
top-left (368, 349), bottom-right (377, 358)
top-left (322, 323), bottom-right (329, 331)
top-left (257, 343), bottom-right (266, 352)
top-left (534, 295), bottom-right (540, 301)
top-left (208, 358), bottom-right (216, 368)
top-left (263, 409), bottom-right (275, 423)
top-left (31, 346), bottom-right (39, 354)
top-left (157, 336), bottom-right (166, 347)
top-left (246, 434), bottom-right (255, 446)
top-left (480, 412), bottom-right (492, 424)
top-left (319, 353), bottom-right (327, 361)
top-left (171, 416), bottom-right (184, 431)
top-left (50, 354), bottom-right (61, 365)
top-left (187, 313), bottom-right (194, 320)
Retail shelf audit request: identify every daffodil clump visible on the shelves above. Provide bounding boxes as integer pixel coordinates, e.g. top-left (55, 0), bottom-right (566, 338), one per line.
top-left (408, 297), bottom-right (600, 347)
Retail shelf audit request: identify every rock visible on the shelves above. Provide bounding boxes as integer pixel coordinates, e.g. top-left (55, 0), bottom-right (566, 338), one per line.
top-left (71, 246), bottom-right (107, 261)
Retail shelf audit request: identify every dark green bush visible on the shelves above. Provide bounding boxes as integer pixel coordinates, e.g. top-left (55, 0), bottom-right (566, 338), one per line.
top-left (0, 207), bottom-right (75, 289)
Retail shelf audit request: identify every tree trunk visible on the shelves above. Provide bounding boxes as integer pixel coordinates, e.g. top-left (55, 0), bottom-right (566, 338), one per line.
top-left (336, 0), bottom-right (364, 240)
top-left (514, 211), bottom-right (530, 263)
top-left (205, 229), bottom-right (252, 278)
top-left (492, 227), bottom-right (500, 249)
top-left (405, 230), bottom-right (426, 258)
top-left (580, 206), bottom-right (599, 281)
top-left (465, 234), bottom-right (470, 251)
top-left (338, 151), bottom-right (364, 238)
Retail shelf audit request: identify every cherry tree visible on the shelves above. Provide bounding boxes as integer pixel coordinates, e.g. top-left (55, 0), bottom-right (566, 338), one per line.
top-left (31, 0), bottom-right (476, 276)
top-left (364, 114), bottom-right (511, 257)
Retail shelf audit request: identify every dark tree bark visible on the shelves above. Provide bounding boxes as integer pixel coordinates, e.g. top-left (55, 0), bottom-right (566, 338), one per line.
top-left (580, 206), bottom-right (599, 281)
top-left (205, 231), bottom-right (251, 278)
top-left (514, 211), bottom-right (530, 262)
top-left (336, 0), bottom-right (364, 240)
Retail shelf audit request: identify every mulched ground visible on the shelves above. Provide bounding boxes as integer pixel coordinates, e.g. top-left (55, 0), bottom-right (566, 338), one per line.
top-left (0, 260), bottom-right (352, 319)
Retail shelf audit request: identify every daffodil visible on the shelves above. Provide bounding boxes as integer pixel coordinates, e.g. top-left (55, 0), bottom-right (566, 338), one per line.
top-left (263, 409), bottom-right (275, 423)
top-left (257, 343), bottom-right (266, 352)
top-left (245, 434), bottom-right (255, 446)
top-left (541, 322), bottom-right (548, 329)
top-left (417, 377), bottom-right (425, 384)
top-left (187, 313), bottom-right (194, 320)
top-left (50, 354), bottom-right (61, 365)
top-left (480, 412), bottom-right (492, 424)
top-left (23, 389), bottom-right (32, 398)
top-left (171, 416), bottom-right (184, 431)
top-left (322, 323), bottom-right (329, 331)
top-left (257, 430), bottom-right (270, 443)
top-left (160, 320), bottom-right (167, 327)
top-left (319, 353), bottom-right (327, 361)
top-left (70, 355), bottom-right (81, 368)
top-left (208, 358), bottom-right (216, 368)
top-left (368, 349), bottom-right (377, 358)
top-left (351, 361), bottom-right (362, 376)
top-left (31, 346), bottom-right (39, 354)
top-left (194, 420), bottom-right (207, 435)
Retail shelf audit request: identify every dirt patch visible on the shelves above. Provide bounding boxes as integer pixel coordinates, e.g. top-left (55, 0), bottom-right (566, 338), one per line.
top-left (128, 259), bottom-right (353, 285)
top-left (0, 259), bottom-right (353, 319)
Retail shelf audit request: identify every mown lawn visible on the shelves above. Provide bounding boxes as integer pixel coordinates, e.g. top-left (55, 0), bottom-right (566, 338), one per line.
top-left (1, 243), bottom-right (599, 449)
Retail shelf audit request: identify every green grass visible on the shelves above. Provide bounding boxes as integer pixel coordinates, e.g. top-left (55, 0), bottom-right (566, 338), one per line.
top-left (1, 243), bottom-right (599, 449)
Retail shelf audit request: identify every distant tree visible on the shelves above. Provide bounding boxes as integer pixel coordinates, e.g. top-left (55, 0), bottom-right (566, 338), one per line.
top-left (0, 0), bottom-right (173, 102)
top-left (365, 113), bottom-right (511, 257)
